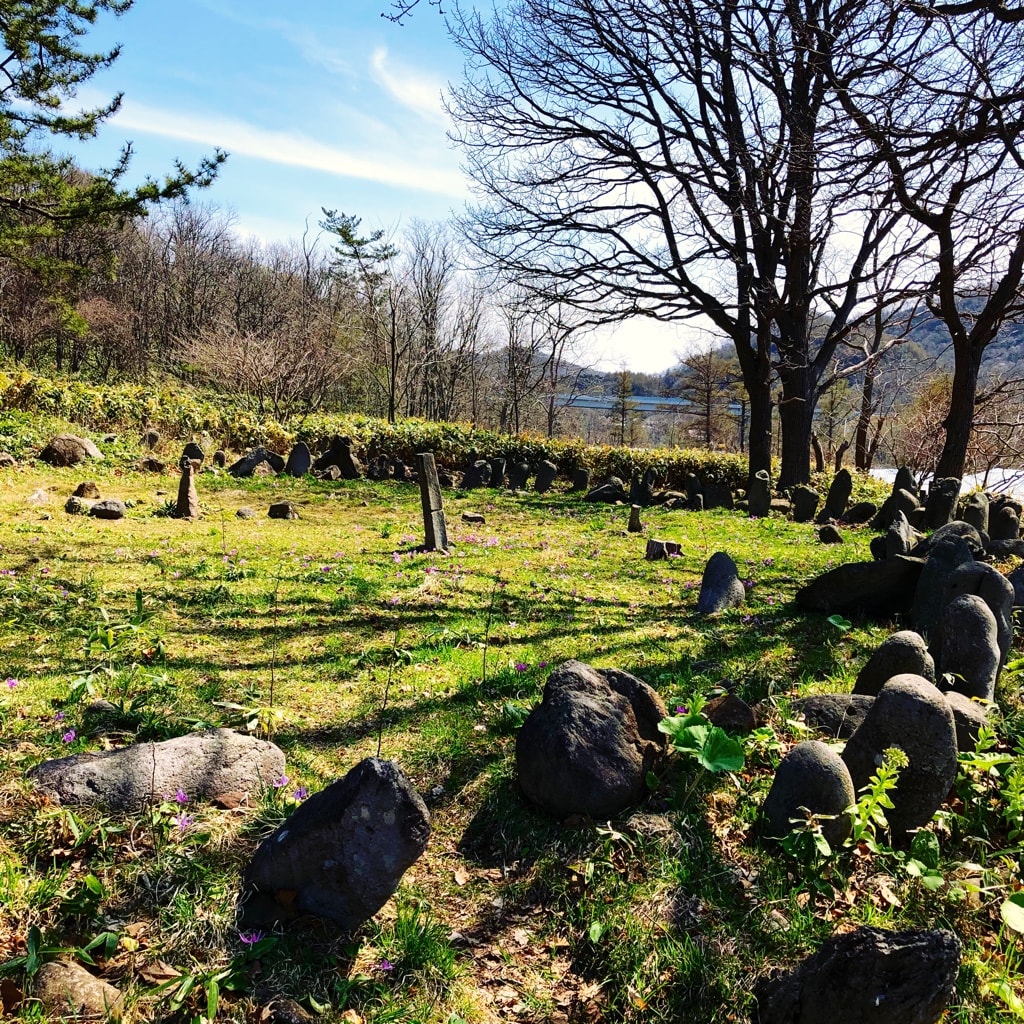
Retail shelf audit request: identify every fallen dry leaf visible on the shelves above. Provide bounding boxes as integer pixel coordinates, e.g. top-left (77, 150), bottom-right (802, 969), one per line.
top-left (138, 959), bottom-right (182, 985)
top-left (512, 927), bottom-right (530, 947)
top-left (453, 866), bottom-right (471, 886)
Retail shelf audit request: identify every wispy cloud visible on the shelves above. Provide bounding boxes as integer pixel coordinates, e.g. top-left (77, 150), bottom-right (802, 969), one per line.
top-left (371, 47), bottom-right (448, 124)
top-left (109, 98), bottom-right (466, 197)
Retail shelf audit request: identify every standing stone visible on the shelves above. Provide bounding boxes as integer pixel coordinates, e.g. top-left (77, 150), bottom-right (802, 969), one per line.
top-left (182, 441), bottom-right (204, 464)
top-left (627, 504), bottom-right (643, 533)
top-left (990, 503), bottom-right (1020, 541)
top-left (791, 485), bottom-right (820, 523)
top-left (789, 694), bottom-right (875, 739)
top-left (910, 536), bottom-right (974, 648)
top-left (761, 741), bottom-right (855, 849)
top-left (944, 691), bottom-right (991, 753)
top-left (796, 556), bottom-right (924, 618)
top-left (462, 459), bottom-right (491, 489)
top-left (175, 455), bottom-right (200, 519)
top-left (841, 500), bottom-right (877, 525)
top-left (313, 436), bottom-right (362, 479)
top-left (818, 524), bottom-right (844, 545)
top-left (516, 660), bottom-right (668, 819)
top-left (570, 467), bottom-right (591, 492)
top-left (284, 442), bottom-right (313, 477)
top-left (703, 481), bottom-right (734, 510)
top-left (535, 460), bottom-right (558, 493)
top-left (961, 492), bottom-right (990, 535)
top-left (756, 927), bottom-right (961, 1024)
top-left (586, 478), bottom-right (627, 503)
top-left (241, 758), bottom-right (431, 931)
top-left (142, 428), bottom-right (160, 450)
top-left (943, 561), bottom-right (1015, 669)
top-left (683, 473), bottom-right (703, 506)
top-left (872, 488), bottom-right (922, 532)
top-left (73, 481), bottom-right (101, 499)
top-left (853, 630), bottom-right (934, 697)
top-left (886, 510), bottom-right (917, 558)
top-left (629, 468), bottom-right (657, 506)
top-left (508, 462), bottom-right (530, 490)
top-left (841, 674), bottom-right (958, 843)
top-left (489, 457), bottom-right (506, 488)
top-left (748, 470), bottom-right (771, 518)
top-left (817, 468), bottom-right (852, 523)
top-left (416, 452), bottom-right (449, 553)
top-left (923, 477), bottom-right (961, 530)
top-left (697, 551), bottom-right (746, 614)
top-left (213, 449), bottom-right (226, 468)
top-left (893, 466), bottom-right (919, 498)
top-left (939, 594), bottom-right (1000, 701)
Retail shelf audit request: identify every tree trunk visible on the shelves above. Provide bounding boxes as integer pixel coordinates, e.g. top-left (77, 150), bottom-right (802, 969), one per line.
top-left (811, 433), bottom-right (825, 473)
top-left (934, 344), bottom-right (983, 479)
top-left (746, 383), bottom-right (773, 486)
top-left (777, 365), bottom-right (815, 489)
top-left (854, 360), bottom-right (877, 471)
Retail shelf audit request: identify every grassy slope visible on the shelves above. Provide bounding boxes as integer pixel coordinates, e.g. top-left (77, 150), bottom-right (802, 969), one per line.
top-left (0, 452), bottom-right (1020, 1023)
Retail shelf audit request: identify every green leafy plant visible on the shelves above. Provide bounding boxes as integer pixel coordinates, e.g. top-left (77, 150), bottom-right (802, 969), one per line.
top-left (658, 705), bottom-right (745, 807)
top-left (846, 746), bottom-right (908, 852)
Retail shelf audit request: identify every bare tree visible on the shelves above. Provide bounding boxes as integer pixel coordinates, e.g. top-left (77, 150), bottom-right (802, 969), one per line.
top-left (447, 0), bottom-right (918, 489)
top-left (832, 2), bottom-right (1024, 479)
top-left (673, 347), bottom-right (736, 448)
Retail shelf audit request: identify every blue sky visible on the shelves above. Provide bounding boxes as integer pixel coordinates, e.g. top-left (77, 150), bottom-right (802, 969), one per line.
top-left (66, 0), bottom-right (697, 372)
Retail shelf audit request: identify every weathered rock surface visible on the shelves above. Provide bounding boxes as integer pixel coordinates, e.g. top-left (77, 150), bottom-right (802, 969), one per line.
top-left (789, 694), bottom-right (874, 739)
top-left (761, 740), bottom-right (855, 849)
top-left (853, 631), bottom-right (934, 697)
top-left (791, 486), bottom-right (819, 522)
top-left (29, 728), bottom-right (285, 809)
top-left (39, 434), bottom-right (104, 467)
top-left (748, 470), bottom-right (771, 518)
top-left (535, 460), bottom-right (558, 493)
top-left (697, 551), bottom-right (746, 614)
top-left (284, 441), bottom-right (313, 477)
top-left (910, 536), bottom-right (974, 646)
top-left (516, 660), bottom-right (668, 819)
top-left (841, 675), bottom-right (957, 843)
top-left (241, 757), bottom-right (430, 931)
top-left (88, 499), bottom-right (126, 520)
top-left (755, 927), bottom-right (961, 1024)
top-left (816, 468), bottom-right (852, 523)
top-left (922, 477), bottom-right (961, 530)
top-left (268, 501), bottom-right (299, 520)
top-left (944, 691), bottom-right (990, 753)
top-left (34, 960), bottom-right (124, 1021)
top-left (942, 561), bottom-right (1014, 669)
top-left (703, 693), bottom-right (756, 735)
top-left (939, 594), bottom-right (1000, 701)
top-left (795, 556), bottom-right (924, 618)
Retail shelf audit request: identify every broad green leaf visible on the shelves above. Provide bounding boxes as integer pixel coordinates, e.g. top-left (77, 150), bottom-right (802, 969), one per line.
top-left (910, 830), bottom-right (940, 870)
top-left (1001, 894), bottom-right (1024, 934)
top-left (696, 727), bottom-right (745, 773)
top-left (983, 978), bottom-right (1024, 1017)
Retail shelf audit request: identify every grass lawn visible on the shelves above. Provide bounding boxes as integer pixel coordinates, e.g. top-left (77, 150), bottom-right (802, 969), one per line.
top-left (0, 456), bottom-right (1021, 1022)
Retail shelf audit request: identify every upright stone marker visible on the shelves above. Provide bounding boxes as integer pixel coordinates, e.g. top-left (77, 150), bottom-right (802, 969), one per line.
top-left (416, 453), bottom-right (449, 552)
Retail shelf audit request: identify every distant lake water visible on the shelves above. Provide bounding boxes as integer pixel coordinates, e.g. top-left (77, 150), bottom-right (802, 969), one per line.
top-left (871, 467), bottom-right (1024, 500)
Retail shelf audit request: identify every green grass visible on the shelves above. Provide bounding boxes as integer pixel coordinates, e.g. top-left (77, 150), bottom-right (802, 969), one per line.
top-left (0, 451), bottom-right (1021, 1022)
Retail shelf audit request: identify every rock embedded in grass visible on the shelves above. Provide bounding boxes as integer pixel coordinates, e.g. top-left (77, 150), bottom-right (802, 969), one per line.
top-left (840, 674), bottom-right (957, 844)
top-left (29, 728), bottom-right (285, 810)
top-left (755, 926), bottom-right (961, 1024)
top-left (34, 960), bottom-right (124, 1021)
top-left (516, 660), bottom-right (668, 819)
top-left (268, 501), bottom-right (299, 520)
top-left (696, 551), bottom-right (745, 614)
top-left (789, 694), bottom-right (874, 739)
top-left (38, 434), bottom-right (104, 467)
top-left (88, 498), bottom-right (126, 520)
top-left (761, 740), bottom-right (855, 849)
top-left (938, 594), bottom-right (1000, 701)
top-left (241, 757), bottom-right (430, 932)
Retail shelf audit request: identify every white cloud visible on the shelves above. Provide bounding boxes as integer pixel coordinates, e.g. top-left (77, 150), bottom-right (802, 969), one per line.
top-left (370, 47), bottom-right (448, 124)
top-left (109, 98), bottom-right (467, 197)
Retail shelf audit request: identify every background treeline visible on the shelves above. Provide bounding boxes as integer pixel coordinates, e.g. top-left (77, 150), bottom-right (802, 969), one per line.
top-left (3, 192), bottom-right (1024, 484)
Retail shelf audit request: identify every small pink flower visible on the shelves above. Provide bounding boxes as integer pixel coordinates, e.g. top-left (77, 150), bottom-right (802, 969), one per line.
top-left (5, 677), bottom-right (17, 688)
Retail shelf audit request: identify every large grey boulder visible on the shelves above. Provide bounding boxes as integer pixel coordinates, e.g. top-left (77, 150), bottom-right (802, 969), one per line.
top-left (871, 488), bottom-right (921, 532)
top-left (229, 446), bottom-right (285, 478)
top-left (989, 502), bottom-right (1020, 541)
top-left (853, 631), bottom-right (934, 697)
top-left (241, 758), bottom-right (429, 931)
top-left (88, 499), bottom-right (126, 521)
top-left (29, 729), bottom-right (285, 810)
top-left (39, 434), bottom-right (104, 467)
top-left (516, 660), bottom-right (668, 819)
top-left (909, 520), bottom-right (985, 560)
top-left (755, 927), bottom-right (961, 1024)
top-left (961, 491), bottom-right (990, 535)
top-left (939, 594), bottom-right (1000, 702)
top-left (761, 741), bottom-right (855, 849)
top-left (795, 556), bottom-right (924, 619)
top-left (462, 459), bottom-right (491, 489)
top-left (841, 675), bottom-right (957, 843)
top-left (885, 511), bottom-right (919, 558)
top-left (34, 960), bottom-right (124, 1020)
top-left (535, 459), bottom-right (558, 493)
top-left (696, 551), bottom-right (746, 615)
top-left (312, 436), bottom-right (362, 479)
top-left (790, 485), bottom-right (820, 523)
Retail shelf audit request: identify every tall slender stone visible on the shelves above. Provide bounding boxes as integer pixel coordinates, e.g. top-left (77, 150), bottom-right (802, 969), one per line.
top-left (416, 453), bottom-right (449, 552)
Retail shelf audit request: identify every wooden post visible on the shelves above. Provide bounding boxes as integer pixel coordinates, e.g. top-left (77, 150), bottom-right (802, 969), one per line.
top-left (416, 453), bottom-right (449, 552)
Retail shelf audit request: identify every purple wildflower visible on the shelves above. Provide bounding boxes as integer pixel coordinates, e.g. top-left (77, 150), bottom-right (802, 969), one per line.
top-left (377, 959), bottom-right (394, 972)
top-left (273, 773), bottom-right (289, 789)
top-left (293, 785), bottom-right (308, 802)
top-left (5, 677), bottom-right (17, 688)
top-left (174, 788), bottom-right (189, 805)
top-left (173, 813), bottom-right (194, 833)
top-left (54, 711), bottom-right (65, 722)
top-left (514, 662), bottom-right (528, 673)
top-left (62, 729), bottom-right (76, 743)
top-left (238, 930), bottom-right (264, 946)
